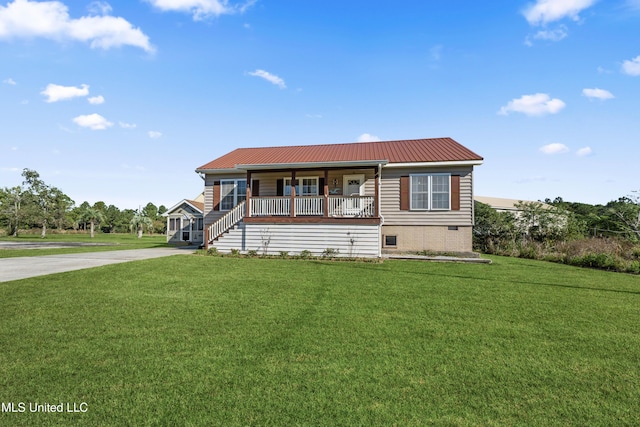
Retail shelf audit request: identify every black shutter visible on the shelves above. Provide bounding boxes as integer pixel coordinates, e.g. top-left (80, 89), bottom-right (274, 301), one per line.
top-left (276, 179), bottom-right (283, 196)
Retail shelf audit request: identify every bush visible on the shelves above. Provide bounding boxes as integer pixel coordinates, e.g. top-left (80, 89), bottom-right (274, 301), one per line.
top-left (298, 250), bottom-right (313, 259)
top-left (322, 248), bottom-right (340, 258)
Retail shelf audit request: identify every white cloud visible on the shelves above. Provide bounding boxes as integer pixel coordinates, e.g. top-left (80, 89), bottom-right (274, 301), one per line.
top-left (3, 77), bottom-right (16, 85)
top-left (146, 0), bottom-right (255, 21)
top-left (576, 146), bottom-right (592, 156)
top-left (532, 26), bottom-right (568, 42)
top-left (540, 143), bottom-right (570, 154)
top-left (523, 0), bottom-right (596, 26)
top-left (248, 69), bottom-right (286, 89)
top-left (357, 133), bottom-right (381, 143)
top-left (148, 130), bottom-right (162, 138)
top-left (41, 83), bottom-right (89, 102)
top-left (87, 1), bottom-right (112, 16)
top-left (119, 121), bottom-right (136, 129)
top-left (622, 55), bottom-right (640, 76)
top-left (72, 113), bottom-right (113, 130)
top-left (582, 88), bottom-right (614, 100)
top-left (88, 95), bottom-right (104, 104)
top-left (498, 93), bottom-right (566, 116)
top-left (0, 0), bottom-right (154, 52)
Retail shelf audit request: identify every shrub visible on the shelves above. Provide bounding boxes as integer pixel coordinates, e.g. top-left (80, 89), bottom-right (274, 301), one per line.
top-left (230, 249), bottom-right (241, 256)
top-left (322, 248), bottom-right (340, 258)
top-left (207, 247), bottom-right (219, 256)
top-left (247, 250), bottom-right (258, 257)
top-left (278, 251), bottom-right (289, 258)
top-left (298, 250), bottom-right (313, 259)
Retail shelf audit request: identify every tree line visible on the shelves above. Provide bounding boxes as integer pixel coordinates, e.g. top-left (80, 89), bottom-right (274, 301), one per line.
top-left (474, 194), bottom-right (640, 273)
top-left (0, 168), bottom-right (167, 238)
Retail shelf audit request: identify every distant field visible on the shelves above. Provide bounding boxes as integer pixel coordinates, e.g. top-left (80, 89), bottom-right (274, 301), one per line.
top-left (1, 255), bottom-right (639, 426)
top-left (0, 233), bottom-right (168, 258)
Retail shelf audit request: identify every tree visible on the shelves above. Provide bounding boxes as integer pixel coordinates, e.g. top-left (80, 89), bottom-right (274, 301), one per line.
top-left (130, 210), bottom-right (153, 238)
top-left (143, 202), bottom-right (158, 221)
top-left (608, 194), bottom-right (640, 241)
top-left (21, 168), bottom-right (69, 238)
top-left (473, 201), bottom-right (516, 253)
top-left (80, 206), bottom-right (106, 238)
top-left (0, 186), bottom-right (26, 237)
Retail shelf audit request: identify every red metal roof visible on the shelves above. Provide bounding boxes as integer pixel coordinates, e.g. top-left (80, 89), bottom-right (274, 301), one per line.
top-left (196, 137), bottom-right (482, 171)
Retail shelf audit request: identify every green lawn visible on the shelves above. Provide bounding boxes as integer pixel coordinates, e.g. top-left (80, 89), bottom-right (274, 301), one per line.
top-left (0, 233), bottom-right (168, 258)
top-left (1, 255), bottom-right (639, 426)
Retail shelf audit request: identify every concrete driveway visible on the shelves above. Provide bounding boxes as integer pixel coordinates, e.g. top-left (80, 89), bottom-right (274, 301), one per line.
top-left (0, 247), bottom-right (195, 283)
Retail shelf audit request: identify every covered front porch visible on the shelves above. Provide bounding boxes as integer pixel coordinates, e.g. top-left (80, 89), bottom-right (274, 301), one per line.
top-left (243, 163), bottom-right (383, 220)
top-left (206, 162), bottom-right (385, 248)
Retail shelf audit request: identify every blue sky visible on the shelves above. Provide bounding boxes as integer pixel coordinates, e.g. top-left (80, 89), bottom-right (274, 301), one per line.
top-left (1, 0), bottom-right (639, 209)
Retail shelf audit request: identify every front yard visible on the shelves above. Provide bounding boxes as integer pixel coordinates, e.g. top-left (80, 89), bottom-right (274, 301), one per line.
top-left (1, 255), bottom-right (639, 425)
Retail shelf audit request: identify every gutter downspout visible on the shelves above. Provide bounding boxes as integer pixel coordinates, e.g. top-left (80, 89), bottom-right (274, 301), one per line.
top-left (378, 163), bottom-right (384, 259)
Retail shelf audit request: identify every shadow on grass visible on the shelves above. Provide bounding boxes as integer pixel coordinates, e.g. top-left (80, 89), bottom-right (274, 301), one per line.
top-left (339, 261), bottom-right (640, 296)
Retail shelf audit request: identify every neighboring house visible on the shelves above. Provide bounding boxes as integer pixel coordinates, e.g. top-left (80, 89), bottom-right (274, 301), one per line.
top-left (474, 196), bottom-right (551, 213)
top-left (164, 194), bottom-right (205, 245)
top-left (196, 137), bottom-right (483, 257)
top-left (475, 196), bottom-right (567, 236)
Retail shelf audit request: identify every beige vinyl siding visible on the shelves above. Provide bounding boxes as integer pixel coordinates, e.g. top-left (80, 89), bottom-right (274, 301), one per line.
top-left (380, 166), bottom-right (474, 226)
top-left (203, 172), bottom-right (246, 225)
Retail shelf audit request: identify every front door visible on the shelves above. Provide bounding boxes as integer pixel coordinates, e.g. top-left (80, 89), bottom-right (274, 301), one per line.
top-left (181, 217), bottom-right (191, 242)
top-left (343, 174), bottom-right (365, 215)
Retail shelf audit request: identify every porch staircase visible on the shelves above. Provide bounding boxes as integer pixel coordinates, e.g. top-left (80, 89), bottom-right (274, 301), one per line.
top-left (206, 201), bottom-right (245, 245)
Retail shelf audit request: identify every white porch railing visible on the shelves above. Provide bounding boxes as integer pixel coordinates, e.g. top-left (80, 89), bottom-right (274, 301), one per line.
top-left (250, 197), bottom-right (290, 216)
top-left (328, 196), bottom-right (375, 217)
top-left (249, 196), bottom-right (376, 217)
top-left (207, 200), bottom-right (246, 242)
top-left (295, 196), bottom-right (324, 216)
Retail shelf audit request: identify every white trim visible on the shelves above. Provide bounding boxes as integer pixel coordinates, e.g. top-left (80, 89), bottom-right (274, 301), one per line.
top-left (220, 179), bottom-right (247, 211)
top-left (385, 160), bottom-right (482, 168)
top-left (163, 199), bottom-right (204, 216)
top-left (409, 173), bottom-right (451, 211)
top-left (284, 176), bottom-right (319, 196)
top-left (343, 174), bottom-right (365, 196)
top-left (197, 159), bottom-right (480, 174)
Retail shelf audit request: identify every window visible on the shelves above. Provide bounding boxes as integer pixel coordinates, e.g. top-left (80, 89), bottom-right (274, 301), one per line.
top-left (384, 235), bottom-right (397, 247)
top-left (284, 177), bottom-right (318, 196)
top-left (169, 218), bottom-right (179, 231)
top-left (220, 179), bottom-right (247, 210)
top-left (410, 174), bottom-right (450, 211)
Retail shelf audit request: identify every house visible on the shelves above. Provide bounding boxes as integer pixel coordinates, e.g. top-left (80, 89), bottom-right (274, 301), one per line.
top-left (474, 196), bottom-right (552, 213)
top-left (195, 137), bottom-right (483, 257)
top-left (163, 193), bottom-right (204, 245)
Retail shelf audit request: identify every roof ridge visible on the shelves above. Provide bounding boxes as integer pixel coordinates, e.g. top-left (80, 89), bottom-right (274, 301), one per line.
top-left (233, 137), bottom-right (453, 151)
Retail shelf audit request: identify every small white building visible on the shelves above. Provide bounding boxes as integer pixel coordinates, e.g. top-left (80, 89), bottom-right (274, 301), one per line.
top-left (163, 194), bottom-right (204, 246)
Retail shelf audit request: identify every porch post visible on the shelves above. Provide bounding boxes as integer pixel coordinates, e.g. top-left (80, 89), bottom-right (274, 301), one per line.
top-left (290, 170), bottom-right (296, 217)
top-left (246, 170), bottom-right (252, 217)
top-left (375, 164), bottom-right (381, 218)
top-left (323, 169), bottom-right (329, 217)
